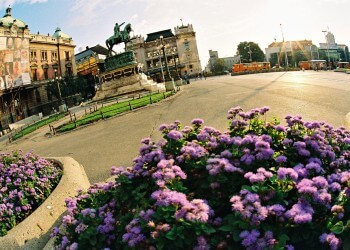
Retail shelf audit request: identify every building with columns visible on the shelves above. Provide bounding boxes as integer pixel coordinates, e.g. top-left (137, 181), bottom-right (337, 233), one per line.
top-left (0, 6), bottom-right (76, 131)
top-left (126, 23), bottom-right (202, 81)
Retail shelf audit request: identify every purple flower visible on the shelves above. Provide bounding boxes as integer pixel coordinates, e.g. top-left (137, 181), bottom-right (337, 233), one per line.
top-left (244, 168), bottom-right (273, 183)
top-left (166, 130), bottom-right (183, 140)
top-left (275, 155), bottom-right (287, 164)
top-left (319, 233), bottom-right (341, 250)
top-left (193, 236), bottom-right (209, 250)
top-left (285, 200), bottom-right (314, 224)
top-left (122, 219), bottom-right (146, 247)
top-left (206, 157), bottom-right (242, 176)
top-left (191, 118), bottom-right (204, 126)
top-left (277, 167), bottom-right (298, 181)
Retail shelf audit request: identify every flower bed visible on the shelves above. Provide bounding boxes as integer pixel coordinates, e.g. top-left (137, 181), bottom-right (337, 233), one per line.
top-left (52, 107), bottom-right (350, 249)
top-left (0, 151), bottom-right (62, 236)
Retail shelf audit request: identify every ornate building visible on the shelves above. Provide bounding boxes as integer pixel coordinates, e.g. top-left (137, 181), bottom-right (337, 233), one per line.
top-left (0, 6), bottom-right (76, 131)
top-left (75, 44), bottom-right (109, 97)
top-left (126, 23), bottom-right (201, 82)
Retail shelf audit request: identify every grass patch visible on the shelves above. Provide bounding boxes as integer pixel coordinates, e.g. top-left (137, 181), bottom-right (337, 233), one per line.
top-left (57, 91), bottom-right (174, 133)
top-left (12, 113), bottom-right (66, 141)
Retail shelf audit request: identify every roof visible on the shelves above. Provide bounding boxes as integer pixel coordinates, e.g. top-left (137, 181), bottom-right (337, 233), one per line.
top-left (75, 44), bottom-right (109, 61)
top-left (0, 6), bottom-right (27, 29)
top-left (52, 27), bottom-right (72, 40)
top-left (145, 29), bottom-right (174, 42)
top-left (90, 44), bottom-right (109, 55)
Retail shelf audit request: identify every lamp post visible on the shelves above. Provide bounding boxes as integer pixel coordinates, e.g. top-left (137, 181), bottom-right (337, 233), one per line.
top-left (158, 35), bottom-right (172, 82)
top-left (280, 24), bottom-right (289, 68)
top-left (245, 44), bottom-right (252, 62)
top-left (171, 52), bottom-right (181, 80)
top-left (54, 68), bottom-right (63, 105)
top-left (157, 50), bottom-right (165, 82)
top-left (322, 30), bottom-right (330, 67)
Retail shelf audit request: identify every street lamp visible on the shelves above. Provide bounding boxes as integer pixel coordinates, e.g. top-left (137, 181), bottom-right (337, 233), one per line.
top-left (158, 35), bottom-right (172, 82)
top-left (245, 44), bottom-right (252, 62)
top-left (171, 52), bottom-right (181, 80)
top-left (156, 50), bottom-right (165, 82)
top-left (280, 24), bottom-right (289, 68)
top-left (322, 30), bottom-right (330, 66)
top-left (54, 68), bottom-right (63, 104)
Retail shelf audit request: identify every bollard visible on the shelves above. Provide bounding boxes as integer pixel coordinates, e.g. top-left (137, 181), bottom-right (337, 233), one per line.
top-left (129, 102), bottom-right (132, 110)
top-left (149, 95), bottom-right (152, 104)
top-left (100, 110), bottom-right (104, 119)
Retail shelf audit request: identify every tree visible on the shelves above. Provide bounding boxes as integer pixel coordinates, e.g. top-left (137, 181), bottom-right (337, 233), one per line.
top-left (46, 76), bottom-right (88, 100)
top-left (237, 42), bottom-right (265, 62)
top-left (211, 58), bottom-right (226, 73)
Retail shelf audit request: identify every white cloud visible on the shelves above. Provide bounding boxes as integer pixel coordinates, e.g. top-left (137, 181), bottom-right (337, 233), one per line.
top-left (0, 0), bottom-right (48, 9)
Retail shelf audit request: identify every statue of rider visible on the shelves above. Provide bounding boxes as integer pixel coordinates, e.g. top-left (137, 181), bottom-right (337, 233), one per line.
top-left (114, 22), bottom-right (125, 40)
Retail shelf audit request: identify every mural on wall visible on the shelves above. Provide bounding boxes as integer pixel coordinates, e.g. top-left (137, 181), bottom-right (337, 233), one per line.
top-left (0, 36), bottom-right (31, 90)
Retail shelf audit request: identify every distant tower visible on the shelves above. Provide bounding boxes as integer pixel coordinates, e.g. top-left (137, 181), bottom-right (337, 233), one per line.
top-left (174, 23), bottom-right (202, 75)
top-left (326, 31), bottom-right (336, 44)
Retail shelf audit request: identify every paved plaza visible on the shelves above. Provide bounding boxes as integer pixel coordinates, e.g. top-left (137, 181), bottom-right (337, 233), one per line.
top-left (1, 71), bottom-right (350, 183)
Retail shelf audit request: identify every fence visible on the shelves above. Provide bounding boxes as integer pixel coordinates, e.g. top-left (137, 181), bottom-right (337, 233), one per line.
top-left (57, 88), bottom-right (179, 133)
top-left (6, 113), bottom-right (63, 143)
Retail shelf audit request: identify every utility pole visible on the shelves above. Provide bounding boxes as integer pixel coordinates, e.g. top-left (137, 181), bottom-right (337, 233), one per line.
top-left (280, 24), bottom-right (289, 68)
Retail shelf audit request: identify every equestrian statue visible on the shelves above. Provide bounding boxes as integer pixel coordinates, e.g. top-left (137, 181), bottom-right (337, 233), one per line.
top-left (106, 22), bottom-right (132, 55)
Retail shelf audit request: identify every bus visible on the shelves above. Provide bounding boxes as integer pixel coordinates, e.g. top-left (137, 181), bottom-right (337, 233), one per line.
top-left (232, 62), bottom-right (270, 73)
top-left (310, 60), bottom-right (326, 70)
top-left (337, 62), bottom-right (349, 68)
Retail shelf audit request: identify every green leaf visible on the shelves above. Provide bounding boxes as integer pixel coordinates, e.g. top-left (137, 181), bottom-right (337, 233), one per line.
top-left (166, 226), bottom-right (177, 240)
top-left (242, 185), bottom-right (253, 191)
top-left (218, 225), bottom-right (234, 232)
top-left (331, 221), bottom-right (344, 234)
top-left (203, 226), bottom-right (216, 234)
top-left (278, 234), bottom-right (290, 246)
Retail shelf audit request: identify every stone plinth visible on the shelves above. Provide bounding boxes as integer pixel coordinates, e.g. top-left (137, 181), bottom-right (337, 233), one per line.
top-left (164, 79), bottom-right (176, 91)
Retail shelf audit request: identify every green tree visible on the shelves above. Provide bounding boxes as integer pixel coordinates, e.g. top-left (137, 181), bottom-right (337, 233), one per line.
top-left (212, 58), bottom-right (226, 73)
top-left (46, 76), bottom-right (88, 99)
top-left (292, 50), bottom-right (308, 66)
top-left (237, 42), bottom-right (265, 62)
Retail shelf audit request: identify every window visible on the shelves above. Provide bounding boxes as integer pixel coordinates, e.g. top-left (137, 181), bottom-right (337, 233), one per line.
top-left (41, 51), bottom-right (47, 61)
top-left (30, 50), bottom-right (37, 62)
top-left (66, 66), bottom-right (72, 76)
top-left (43, 68), bottom-right (48, 79)
top-left (31, 69), bottom-right (37, 81)
top-left (65, 51), bottom-right (70, 61)
top-left (51, 51), bottom-right (58, 62)
top-left (184, 41), bottom-right (190, 51)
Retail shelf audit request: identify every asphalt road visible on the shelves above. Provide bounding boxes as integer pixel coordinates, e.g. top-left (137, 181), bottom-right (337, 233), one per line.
top-left (1, 71), bottom-right (350, 184)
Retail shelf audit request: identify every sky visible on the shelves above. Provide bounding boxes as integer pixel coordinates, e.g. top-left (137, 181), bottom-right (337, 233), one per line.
top-left (1, 0), bottom-right (350, 68)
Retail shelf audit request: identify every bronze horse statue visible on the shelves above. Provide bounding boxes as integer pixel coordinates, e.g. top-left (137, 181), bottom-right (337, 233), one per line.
top-left (106, 23), bottom-right (132, 55)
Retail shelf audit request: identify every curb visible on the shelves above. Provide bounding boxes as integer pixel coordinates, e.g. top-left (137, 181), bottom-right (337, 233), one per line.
top-left (0, 157), bottom-right (90, 250)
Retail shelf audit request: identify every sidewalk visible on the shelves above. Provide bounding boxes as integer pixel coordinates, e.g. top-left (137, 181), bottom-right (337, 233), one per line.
top-left (0, 90), bottom-right (166, 147)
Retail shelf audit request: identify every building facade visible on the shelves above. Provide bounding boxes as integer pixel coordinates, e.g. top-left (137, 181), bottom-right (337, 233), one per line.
top-left (265, 40), bottom-right (316, 67)
top-left (75, 44), bottom-right (109, 97)
top-left (0, 6), bottom-right (76, 130)
top-left (206, 50), bottom-right (240, 73)
top-left (126, 23), bottom-right (201, 81)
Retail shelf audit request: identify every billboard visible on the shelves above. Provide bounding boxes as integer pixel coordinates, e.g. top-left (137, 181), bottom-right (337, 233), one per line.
top-left (0, 36), bottom-right (30, 90)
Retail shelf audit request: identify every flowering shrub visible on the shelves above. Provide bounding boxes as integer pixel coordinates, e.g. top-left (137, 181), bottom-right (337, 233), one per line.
top-left (52, 107), bottom-right (350, 249)
top-left (0, 150), bottom-right (62, 236)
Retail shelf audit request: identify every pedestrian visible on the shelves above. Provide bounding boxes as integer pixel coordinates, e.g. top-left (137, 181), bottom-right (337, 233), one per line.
top-left (184, 73), bottom-right (190, 84)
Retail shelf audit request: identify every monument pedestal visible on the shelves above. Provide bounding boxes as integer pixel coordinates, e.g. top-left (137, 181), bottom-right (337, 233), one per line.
top-left (174, 79), bottom-right (183, 86)
top-left (93, 51), bottom-right (165, 101)
top-left (164, 79), bottom-right (176, 91)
